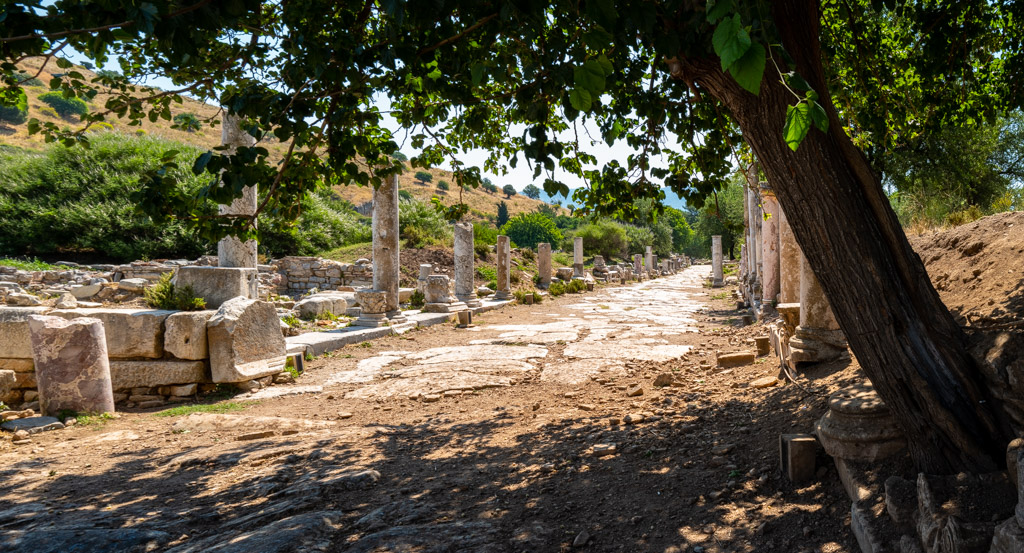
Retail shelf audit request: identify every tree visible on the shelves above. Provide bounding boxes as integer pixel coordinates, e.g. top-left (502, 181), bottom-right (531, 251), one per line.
top-left (5, 0), bottom-right (1021, 472)
top-left (496, 201), bottom-right (510, 228)
top-left (502, 184), bottom-right (517, 199)
top-left (500, 212), bottom-right (562, 250)
top-left (413, 171), bottom-right (433, 185)
top-left (522, 184), bottom-right (542, 199)
top-left (481, 178), bottom-right (498, 194)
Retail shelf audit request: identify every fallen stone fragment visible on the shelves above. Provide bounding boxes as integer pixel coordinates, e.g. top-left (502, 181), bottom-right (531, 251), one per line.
top-left (573, 530), bottom-right (591, 548)
top-left (625, 384), bottom-right (644, 397)
top-left (717, 351), bottom-right (756, 367)
top-left (421, 394), bottom-right (441, 403)
top-left (0, 416), bottom-right (64, 434)
top-left (753, 336), bottom-right (771, 356)
top-left (750, 376), bottom-right (779, 388)
top-left (592, 443), bottom-right (617, 457)
top-left (236, 430), bottom-right (276, 441)
top-left (623, 413), bottom-right (646, 424)
top-left (578, 404), bottom-right (595, 411)
top-left (653, 373), bottom-right (676, 387)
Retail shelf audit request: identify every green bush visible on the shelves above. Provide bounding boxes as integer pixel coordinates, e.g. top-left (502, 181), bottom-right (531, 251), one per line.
top-left (15, 71), bottom-right (44, 87)
top-left (548, 280), bottom-right (566, 296)
top-left (0, 90), bottom-right (28, 125)
top-left (437, 180), bottom-right (449, 191)
top-left (567, 279), bottom-right (587, 293)
top-left (414, 171), bottom-right (433, 184)
top-left (408, 289), bottom-right (425, 308)
top-left (567, 220), bottom-right (628, 260)
top-left (173, 112), bottom-right (202, 132)
top-left (481, 180), bottom-right (498, 194)
top-left (144, 273), bottom-right (207, 311)
top-left (39, 92), bottom-right (88, 118)
top-left (500, 212), bottom-right (562, 250)
top-left (624, 224), bottom-right (654, 256)
top-left (473, 222), bottom-right (496, 258)
top-left (259, 189), bottom-right (371, 258)
top-left (399, 196), bottom-right (452, 248)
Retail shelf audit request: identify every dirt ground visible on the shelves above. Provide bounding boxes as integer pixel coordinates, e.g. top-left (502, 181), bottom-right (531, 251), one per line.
top-left (0, 266), bottom-right (865, 553)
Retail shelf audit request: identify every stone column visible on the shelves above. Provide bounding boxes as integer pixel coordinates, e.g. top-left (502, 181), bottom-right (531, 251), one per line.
top-left (761, 191), bottom-right (781, 305)
top-left (645, 246), bottom-right (653, 274)
top-left (633, 254), bottom-right (643, 278)
top-left (494, 235), bottom-right (512, 300)
top-left (218, 114), bottom-right (258, 269)
top-left (537, 243), bottom-right (552, 288)
top-left (778, 209), bottom-right (801, 304)
top-left (788, 253), bottom-right (847, 364)
top-left (652, 254), bottom-right (659, 274)
top-left (417, 263), bottom-right (433, 294)
top-left (573, 236), bottom-right (584, 278)
top-left (353, 290), bottom-right (388, 328)
top-left (711, 235), bottom-right (724, 287)
top-left (453, 222), bottom-right (481, 308)
top-left (372, 174), bottom-right (406, 323)
top-left (28, 315), bottom-right (114, 416)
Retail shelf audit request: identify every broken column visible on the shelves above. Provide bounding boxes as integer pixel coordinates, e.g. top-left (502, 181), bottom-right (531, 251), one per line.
top-left (372, 174), bottom-right (406, 323)
top-left (218, 114), bottom-right (258, 269)
top-left (645, 246), bottom-right (653, 275)
top-left (778, 209), bottom-right (801, 304)
top-left (28, 315), bottom-right (115, 416)
top-left (453, 223), bottom-right (481, 308)
top-left (573, 236), bottom-right (585, 278)
top-left (537, 242), bottom-right (552, 288)
top-left (417, 263), bottom-right (433, 294)
top-left (761, 189), bottom-right (781, 306)
top-left (352, 289), bottom-right (389, 327)
top-left (788, 253), bottom-right (847, 364)
top-left (422, 275), bottom-right (467, 313)
top-left (711, 235), bottom-right (724, 287)
top-left (494, 235), bottom-right (513, 300)
top-left (633, 254), bottom-right (643, 280)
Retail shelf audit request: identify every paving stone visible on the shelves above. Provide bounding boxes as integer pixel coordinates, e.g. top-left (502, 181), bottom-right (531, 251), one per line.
top-left (0, 416), bottom-right (64, 434)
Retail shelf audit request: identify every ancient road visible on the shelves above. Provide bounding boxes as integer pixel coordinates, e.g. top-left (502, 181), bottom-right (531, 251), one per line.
top-left (0, 265), bottom-right (855, 553)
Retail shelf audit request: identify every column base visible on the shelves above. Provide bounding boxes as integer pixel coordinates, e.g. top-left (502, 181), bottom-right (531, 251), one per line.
top-left (456, 294), bottom-right (482, 308)
top-left (422, 302), bottom-right (468, 313)
top-left (386, 310), bottom-right (408, 324)
top-left (573, 263), bottom-right (584, 278)
top-left (493, 291), bottom-right (513, 301)
top-left (352, 312), bottom-right (389, 328)
top-left (788, 325), bottom-right (848, 364)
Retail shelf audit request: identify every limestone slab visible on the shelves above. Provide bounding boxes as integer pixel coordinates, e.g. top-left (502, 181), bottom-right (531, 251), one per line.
top-left (563, 341), bottom-right (691, 362)
top-left (164, 310), bottom-right (215, 360)
top-left (51, 307), bottom-right (173, 359)
top-left (406, 345), bottom-right (547, 364)
top-left (207, 297), bottom-right (287, 383)
top-left (109, 360), bottom-right (209, 389)
top-left (174, 266), bottom-right (257, 308)
top-left (0, 306), bottom-right (51, 358)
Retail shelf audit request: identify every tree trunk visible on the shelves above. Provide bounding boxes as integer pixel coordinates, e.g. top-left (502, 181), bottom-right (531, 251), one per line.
top-left (672, 0), bottom-right (1011, 473)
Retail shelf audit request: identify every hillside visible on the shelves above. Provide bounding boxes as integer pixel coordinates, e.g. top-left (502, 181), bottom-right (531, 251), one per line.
top-left (5, 57), bottom-right (563, 224)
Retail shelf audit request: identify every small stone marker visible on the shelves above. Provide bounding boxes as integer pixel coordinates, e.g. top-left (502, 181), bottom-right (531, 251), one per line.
top-left (753, 336), bottom-right (771, 356)
top-left (779, 433), bottom-right (817, 484)
top-left (717, 351), bottom-right (756, 368)
top-left (623, 413), bottom-right (646, 424)
top-left (28, 315), bottom-right (115, 416)
top-left (625, 384), bottom-right (644, 397)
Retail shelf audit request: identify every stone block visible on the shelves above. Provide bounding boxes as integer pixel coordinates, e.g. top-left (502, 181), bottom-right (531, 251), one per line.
top-left (13, 371), bottom-right (36, 389)
top-left (753, 336), bottom-right (771, 356)
top-left (717, 351), bottom-right (756, 367)
top-left (117, 278), bottom-right (149, 292)
top-left (109, 360), bottom-right (209, 390)
top-left (51, 308), bottom-right (173, 359)
top-left (779, 433), bottom-right (817, 484)
top-left (816, 383), bottom-right (906, 463)
top-left (0, 306), bottom-right (51, 358)
top-left (69, 284), bottom-right (102, 299)
top-left (0, 369), bottom-right (13, 397)
top-left (27, 315), bottom-right (114, 416)
top-left (207, 297), bottom-right (286, 383)
top-left (0, 358), bottom-right (34, 372)
top-left (164, 310), bottom-right (215, 360)
top-left (173, 266), bottom-right (257, 309)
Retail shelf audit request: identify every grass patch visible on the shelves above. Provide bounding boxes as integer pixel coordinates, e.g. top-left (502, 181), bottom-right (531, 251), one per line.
top-left (552, 251), bottom-right (572, 267)
top-left (711, 292), bottom-right (731, 300)
top-left (76, 412), bottom-right (116, 426)
top-left (0, 257), bottom-right (63, 271)
top-left (153, 401), bottom-right (250, 417)
top-left (322, 241), bottom-right (373, 263)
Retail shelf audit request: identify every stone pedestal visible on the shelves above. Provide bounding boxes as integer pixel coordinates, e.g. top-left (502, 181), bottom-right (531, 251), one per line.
top-left (494, 235), bottom-right (512, 300)
top-left (815, 383), bottom-right (906, 462)
top-left (761, 191), bottom-right (781, 305)
top-left (537, 243), bottom-right (552, 288)
top-left (778, 210), bottom-right (801, 304)
top-left (417, 264), bottom-right (433, 294)
top-left (207, 298), bottom-right (287, 383)
top-left (453, 223), bottom-right (481, 308)
top-left (423, 275), bottom-right (467, 313)
top-left (174, 266), bottom-right (257, 308)
top-left (573, 236), bottom-right (585, 278)
top-left (218, 114), bottom-right (258, 268)
top-left (28, 315), bottom-right (115, 416)
top-left (633, 254), bottom-right (643, 280)
top-left (788, 253), bottom-right (847, 364)
top-left (352, 290), bottom-right (389, 327)
top-left (373, 174), bottom-right (406, 323)
top-left (711, 235), bottom-right (724, 287)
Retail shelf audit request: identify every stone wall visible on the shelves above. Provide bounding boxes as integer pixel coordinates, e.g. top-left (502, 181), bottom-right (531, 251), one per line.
top-left (276, 256), bottom-right (373, 294)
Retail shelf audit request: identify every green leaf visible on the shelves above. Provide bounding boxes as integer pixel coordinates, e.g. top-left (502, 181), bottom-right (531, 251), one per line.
top-left (471, 63), bottom-right (485, 86)
top-left (569, 88), bottom-right (592, 111)
top-left (193, 152), bottom-right (213, 174)
top-left (712, 14), bottom-right (751, 72)
top-left (783, 102), bottom-right (811, 151)
top-left (809, 100), bottom-right (829, 133)
top-left (55, 58), bottom-right (72, 69)
top-left (574, 59), bottom-right (606, 92)
top-left (706, 0), bottom-right (733, 23)
top-left (785, 72), bottom-right (812, 92)
top-left (596, 54), bottom-right (613, 76)
top-left (728, 41), bottom-right (765, 95)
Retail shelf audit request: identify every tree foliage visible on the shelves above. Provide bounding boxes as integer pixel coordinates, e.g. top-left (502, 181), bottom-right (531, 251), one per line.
top-left (522, 183), bottom-right (542, 199)
top-left (496, 200), bottom-right (510, 228)
top-left (500, 212), bottom-right (562, 250)
top-left (502, 184), bottom-right (517, 198)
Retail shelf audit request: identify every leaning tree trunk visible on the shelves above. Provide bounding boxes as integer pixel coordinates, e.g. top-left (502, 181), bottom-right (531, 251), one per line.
top-left (671, 0), bottom-right (1012, 473)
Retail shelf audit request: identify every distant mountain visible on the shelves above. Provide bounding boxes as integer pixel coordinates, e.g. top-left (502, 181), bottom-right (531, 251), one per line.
top-left (540, 187), bottom-right (689, 212)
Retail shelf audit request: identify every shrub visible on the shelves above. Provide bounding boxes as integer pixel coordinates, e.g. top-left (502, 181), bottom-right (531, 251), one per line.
top-left (437, 180), bottom-right (449, 191)
top-left (500, 212), bottom-right (562, 250)
top-left (39, 92), bottom-right (88, 118)
top-left (399, 196), bottom-right (452, 248)
top-left (144, 272), bottom-right (207, 311)
top-left (520, 247), bottom-right (535, 262)
top-left (408, 289), bottom-right (425, 308)
top-left (0, 90), bottom-right (28, 125)
top-left (392, 151), bottom-right (408, 161)
top-left (15, 71), bottom-right (44, 87)
top-left (173, 112), bottom-right (202, 132)
top-left (476, 266), bottom-right (497, 281)
top-left (481, 180), bottom-right (498, 194)
top-left (414, 171), bottom-right (433, 184)
top-left (567, 279), bottom-right (587, 293)
top-left (548, 280), bottom-right (566, 296)
top-left (567, 220), bottom-right (628, 260)
top-left (503, 184), bottom-right (517, 198)
top-left (259, 189), bottom-right (371, 258)
top-left (625, 224), bottom-right (654, 257)
top-left (399, 189), bottom-right (413, 201)
top-left (496, 201), bottom-right (510, 228)
top-left (473, 222), bottom-right (496, 258)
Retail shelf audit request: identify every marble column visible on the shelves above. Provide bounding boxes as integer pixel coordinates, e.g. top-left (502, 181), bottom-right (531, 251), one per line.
top-left (778, 209), bottom-right (801, 304)
top-left (417, 263), bottom-right (433, 294)
top-left (645, 246), bottom-right (653, 274)
top-left (788, 253), bottom-right (847, 364)
top-left (28, 315), bottom-right (114, 416)
top-left (761, 190), bottom-right (781, 305)
top-left (573, 236), bottom-right (584, 278)
top-left (218, 114), bottom-right (258, 269)
top-left (537, 242), bottom-right (552, 288)
top-left (454, 222), bottom-right (481, 308)
top-left (711, 235), bottom-right (724, 287)
top-left (494, 235), bottom-right (512, 300)
top-left (373, 174), bottom-right (406, 323)
top-left (633, 254), bottom-right (643, 280)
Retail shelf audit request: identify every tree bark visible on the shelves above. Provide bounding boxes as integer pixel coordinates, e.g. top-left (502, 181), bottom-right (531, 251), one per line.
top-left (671, 0), bottom-right (1011, 473)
